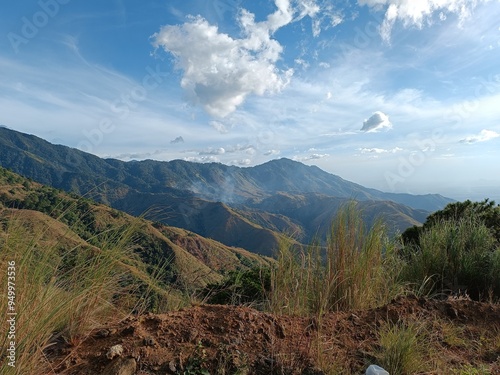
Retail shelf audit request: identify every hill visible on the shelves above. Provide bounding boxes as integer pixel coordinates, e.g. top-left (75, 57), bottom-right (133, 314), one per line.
top-left (0, 127), bottom-right (454, 249)
top-left (0, 127), bottom-right (452, 211)
top-left (0, 167), bottom-right (270, 292)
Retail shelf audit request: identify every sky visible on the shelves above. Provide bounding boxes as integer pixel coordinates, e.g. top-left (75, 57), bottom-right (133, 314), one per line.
top-left (1, 0), bottom-right (500, 201)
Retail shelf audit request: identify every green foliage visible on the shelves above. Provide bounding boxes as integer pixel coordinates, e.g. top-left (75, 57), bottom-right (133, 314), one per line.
top-left (0, 210), bottom-right (151, 374)
top-left (376, 321), bottom-right (425, 375)
top-left (180, 341), bottom-right (210, 375)
top-left (268, 202), bottom-right (403, 315)
top-left (202, 267), bottom-right (271, 307)
top-left (452, 364), bottom-right (491, 375)
top-left (401, 216), bottom-right (499, 299)
top-left (402, 199), bottom-right (500, 246)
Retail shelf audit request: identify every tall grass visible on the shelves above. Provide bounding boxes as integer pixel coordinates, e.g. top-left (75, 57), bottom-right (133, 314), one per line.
top-left (376, 321), bottom-right (425, 375)
top-left (268, 202), bottom-right (403, 316)
top-left (0, 208), bottom-right (171, 374)
top-left (400, 216), bottom-right (499, 298)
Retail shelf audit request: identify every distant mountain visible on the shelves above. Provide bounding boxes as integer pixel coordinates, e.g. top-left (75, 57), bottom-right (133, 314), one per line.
top-left (0, 127), bottom-right (453, 210)
top-left (242, 192), bottom-right (428, 240)
top-left (0, 127), bottom-right (454, 249)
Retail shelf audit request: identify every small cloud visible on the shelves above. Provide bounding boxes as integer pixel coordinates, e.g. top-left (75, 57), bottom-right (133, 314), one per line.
top-left (184, 156), bottom-right (220, 163)
top-left (293, 153), bottom-right (329, 162)
top-left (230, 158), bottom-right (252, 166)
top-left (226, 144), bottom-right (256, 154)
top-left (319, 62), bottom-right (330, 69)
top-left (295, 58), bottom-right (310, 69)
top-left (199, 147), bottom-right (226, 155)
top-left (360, 0), bottom-right (486, 42)
top-left (361, 111), bottom-right (392, 132)
top-left (264, 149), bottom-right (280, 156)
top-left (460, 129), bottom-right (500, 144)
top-left (359, 147), bottom-right (402, 154)
top-left (170, 136), bottom-right (184, 144)
top-left (210, 121), bottom-right (229, 134)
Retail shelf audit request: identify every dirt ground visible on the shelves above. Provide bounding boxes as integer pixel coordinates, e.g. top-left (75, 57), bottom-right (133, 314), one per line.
top-left (46, 295), bottom-right (500, 375)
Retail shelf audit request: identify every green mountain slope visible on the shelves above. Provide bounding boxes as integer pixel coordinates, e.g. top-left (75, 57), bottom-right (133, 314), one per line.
top-left (0, 167), bottom-right (271, 291)
top-left (0, 127), bottom-right (453, 211)
top-left (0, 127), bottom-right (446, 247)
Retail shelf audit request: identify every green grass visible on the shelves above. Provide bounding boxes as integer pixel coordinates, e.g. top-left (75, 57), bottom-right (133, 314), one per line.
top-left (400, 216), bottom-right (499, 299)
top-left (267, 201), bottom-right (404, 316)
top-left (376, 321), bottom-right (426, 375)
top-left (0, 207), bottom-right (173, 374)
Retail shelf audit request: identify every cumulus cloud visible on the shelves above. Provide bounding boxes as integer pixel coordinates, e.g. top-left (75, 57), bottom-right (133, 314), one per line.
top-left (361, 111), bottom-right (392, 132)
top-left (358, 0), bottom-right (487, 42)
top-left (460, 129), bottom-right (500, 144)
top-left (152, 0), bottom-right (319, 117)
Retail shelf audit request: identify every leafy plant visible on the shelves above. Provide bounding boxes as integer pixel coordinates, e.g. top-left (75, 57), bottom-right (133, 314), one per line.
top-left (181, 341), bottom-right (210, 375)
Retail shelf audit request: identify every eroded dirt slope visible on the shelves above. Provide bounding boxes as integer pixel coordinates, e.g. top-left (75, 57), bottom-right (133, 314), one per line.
top-left (47, 295), bottom-right (500, 375)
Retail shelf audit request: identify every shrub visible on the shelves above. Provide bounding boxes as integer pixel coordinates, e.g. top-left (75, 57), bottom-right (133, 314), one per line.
top-left (267, 202), bottom-right (403, 316)
top-left (376, 321), bottom-right (425, 375)
top-left (202, 267), bottom-right (271, 308)
top-left (401, 216), bottom-right (499, 299)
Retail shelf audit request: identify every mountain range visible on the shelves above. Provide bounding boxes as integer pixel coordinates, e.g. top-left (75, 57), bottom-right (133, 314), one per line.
top-left (0, 127), bottom-right (454, 254)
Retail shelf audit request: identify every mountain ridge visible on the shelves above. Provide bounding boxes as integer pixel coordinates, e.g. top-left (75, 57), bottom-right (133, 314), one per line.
top-left (0, 127), bottom-right (453, 211)
top-left (0, 127), bottom-right (454, 250)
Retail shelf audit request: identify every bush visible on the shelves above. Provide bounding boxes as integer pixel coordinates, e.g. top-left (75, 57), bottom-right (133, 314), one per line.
top-left (202, 267), bottom-right (271, 308)
top-left (267, 202), bottom-right (403, 316)
top-left (401, 216), bottom-right (499, 299)
top-left (377, 321), bottom-right (425, 375)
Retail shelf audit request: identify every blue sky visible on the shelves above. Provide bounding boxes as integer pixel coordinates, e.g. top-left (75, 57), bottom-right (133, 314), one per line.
top-left (1, 0), bottom-right (499, 201)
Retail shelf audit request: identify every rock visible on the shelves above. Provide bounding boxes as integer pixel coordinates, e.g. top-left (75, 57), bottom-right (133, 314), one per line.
top-left (106, 344), bottom-right (124, 359)
top-left (168, 360), bottom-right (177, 372)
top-left (101, 357), bottom-right (137, 375)
top-left (365, 364), bottom-right (389, 375)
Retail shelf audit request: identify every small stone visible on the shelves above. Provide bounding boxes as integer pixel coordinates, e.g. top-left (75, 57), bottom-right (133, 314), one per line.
top-left (169, 360), bottom-right (177, 372)
top-left (106, 344), bottom-right (124, 359)
top-left (101, 357), bottom-right (136, 375)
top-left (96, 329), bottom-right (111, 338)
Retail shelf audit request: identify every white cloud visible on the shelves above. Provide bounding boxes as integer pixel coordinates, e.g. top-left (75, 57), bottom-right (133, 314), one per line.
top-left (311, 4), bottom-right (344, 37)
top-left (293, 153), bottom-right (329, 161)
top-left (210, 120), bottom-right (229, 134)
top-left (152, 0), bottom-right (308, 118)
top-left (184, 156), bottom-right (220, 163)
top-left (199, 147), bottom-right (226, 155)
top-left (358, 0), bottom-right (488, 42)
top-left (361, 111), bottom-right (392, 132)
top-left (359, 147), bottom-right (403, 154)
top-left (230, 158), bottom-right (252, 166)
top-left (460, 129), bottom-right (500, 143)
top-left (264, 149), bottom-right (281, 156)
